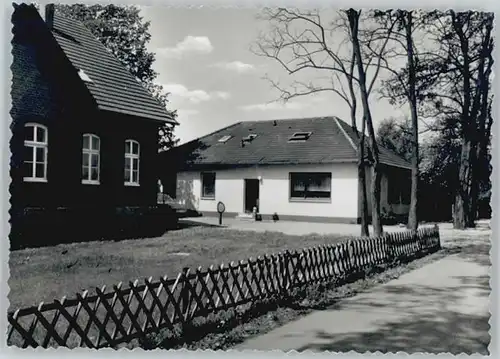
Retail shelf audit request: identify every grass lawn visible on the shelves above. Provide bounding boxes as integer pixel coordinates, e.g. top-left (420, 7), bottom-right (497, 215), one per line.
top-left (8, 222), bottom-right (347, 311)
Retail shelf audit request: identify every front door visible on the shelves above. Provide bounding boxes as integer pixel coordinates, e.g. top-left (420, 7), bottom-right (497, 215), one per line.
top-left (244, 179), bottom-right (260, 213)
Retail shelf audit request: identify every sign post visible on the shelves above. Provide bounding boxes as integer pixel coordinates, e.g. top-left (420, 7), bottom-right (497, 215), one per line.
top-left (217, 201), bottom-right (226, 226)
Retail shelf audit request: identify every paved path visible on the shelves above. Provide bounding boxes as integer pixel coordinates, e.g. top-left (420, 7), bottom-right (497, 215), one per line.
top-left (234, 248), bottom-right (490, 354)
top-left (185, 217), bottom-right (491, 239)
top-left (182, 217), bottom-right (408, 236)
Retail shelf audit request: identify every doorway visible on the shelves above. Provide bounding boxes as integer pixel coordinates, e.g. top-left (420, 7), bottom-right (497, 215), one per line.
top-left (244, 179), bottom-right (260, 213)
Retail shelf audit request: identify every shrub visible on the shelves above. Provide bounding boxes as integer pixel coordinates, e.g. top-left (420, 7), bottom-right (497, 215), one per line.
top-left (380, 209), bottom-right (397, 225)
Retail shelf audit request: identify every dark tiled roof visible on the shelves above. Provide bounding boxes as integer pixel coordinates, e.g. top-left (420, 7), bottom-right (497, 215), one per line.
top-left (50, 12), bottom-right (176, 124)
top-left (335, 119), bottom-right (413, 169)
top-left (175, 116), bottom-right (412, 169)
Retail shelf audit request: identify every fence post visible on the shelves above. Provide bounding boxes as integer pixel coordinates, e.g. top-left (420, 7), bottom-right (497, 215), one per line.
top-left (386, 233), bottom-right (394, 264)
top-left (434, 224), bottom-right (441, 250)
top-left (283, 250), bottom-right (290, 292)
top-left (411, 230), bottom-right (419, 257)
top-left (295, 250), bottom-right (304, 286)
top-left (181, 267), bottom-right (190, 324)
top-left (347, 240), bottom-right (355, 275)
top-left (415, 230), bottom-right (420, 255)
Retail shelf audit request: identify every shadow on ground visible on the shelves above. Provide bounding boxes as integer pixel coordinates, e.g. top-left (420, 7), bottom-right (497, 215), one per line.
top-left (174, 219), bottom-right (224, 231)
top-left (297, 310), bottom-right (489, 354)
top-left (294, 233), bottom-right (491, 354)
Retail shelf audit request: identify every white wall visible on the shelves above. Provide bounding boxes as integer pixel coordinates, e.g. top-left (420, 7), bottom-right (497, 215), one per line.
top-left (177, 163), bottom-right (359, 219)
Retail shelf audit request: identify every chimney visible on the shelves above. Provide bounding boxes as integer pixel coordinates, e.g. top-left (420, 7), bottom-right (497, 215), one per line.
top-left (45, 4), bottom-right (54, 29)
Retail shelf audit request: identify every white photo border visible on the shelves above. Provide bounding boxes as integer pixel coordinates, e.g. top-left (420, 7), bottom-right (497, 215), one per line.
top-left (1, 0), bottom-right (498, 357)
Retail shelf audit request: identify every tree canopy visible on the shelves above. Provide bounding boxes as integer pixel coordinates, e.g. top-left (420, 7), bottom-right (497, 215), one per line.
top-left (376, 117), bottom-right (413, 163)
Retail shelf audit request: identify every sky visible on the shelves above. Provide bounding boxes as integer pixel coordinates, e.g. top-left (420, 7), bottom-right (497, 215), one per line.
top-left (139, 7), bottom-right (410, 145)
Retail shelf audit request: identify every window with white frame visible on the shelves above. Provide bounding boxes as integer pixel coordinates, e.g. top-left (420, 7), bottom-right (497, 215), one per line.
top-left (82, 134), bottom-right (100, 184)
top-left (124, 139), bottom-right (140, 185)
top-left (24, 123), bottom-right (48, 182)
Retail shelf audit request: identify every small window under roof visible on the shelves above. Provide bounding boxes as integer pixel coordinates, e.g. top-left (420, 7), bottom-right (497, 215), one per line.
top-left (78, 69), bottom-right (93, 83)
top-left (288, 132), bottom-right (312, 142)
top-left (218, 135), bottom-right (232, 143)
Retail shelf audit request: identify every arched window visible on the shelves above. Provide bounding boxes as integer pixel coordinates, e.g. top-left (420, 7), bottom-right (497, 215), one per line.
top-left (124, 139), bottom-right (140, 186)
top-left (82, 134), bottom-right (100, 184)
top-left (24, 123), bottom-right (48, 182)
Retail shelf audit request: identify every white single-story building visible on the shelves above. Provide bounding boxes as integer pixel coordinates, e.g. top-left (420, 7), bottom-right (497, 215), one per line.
top-left (170, 116), bottom-right (412, 224)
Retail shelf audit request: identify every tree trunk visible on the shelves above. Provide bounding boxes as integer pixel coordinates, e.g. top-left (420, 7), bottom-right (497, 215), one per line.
top-left (358, 165), bottom-right (369, 236)
top-left (454, 138), bottom-right (473, 229)
top-left (347, 9), bottom-right (383, 236)
top-left (467, 18), bottom-right (492, 225)
top-left (473, 102), bottom-right (493, 220)
top-left (347, 66), bottom-right (369, 237)
top-left (357, 130), bottom-right (370, 237)
top-left (404, 11), bottom-right (419, 231)
top-left (370, 163), bottom-right (383, 235)
top-left (469, 95), bottom-right (491, 224)
top-left (345, 46), bottom-right (369, 237)
top-left (465, 82), bottom-right (485, 228)
top-left (469, 144), bottom-right (480, 223)
top-left (451, 11), bottom-right (473, 229)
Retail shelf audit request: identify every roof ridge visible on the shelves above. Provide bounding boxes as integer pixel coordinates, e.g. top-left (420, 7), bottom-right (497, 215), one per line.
top-left (212, 116), bottom-right (335, 125)
top-left (269, 115), bottom-right (334, 122)
top-left (333, 117), bottom-right (358, 153)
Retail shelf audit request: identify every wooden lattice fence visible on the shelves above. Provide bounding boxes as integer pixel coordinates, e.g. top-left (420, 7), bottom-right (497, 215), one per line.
top-left (7, 225), bottom-right (441, 349)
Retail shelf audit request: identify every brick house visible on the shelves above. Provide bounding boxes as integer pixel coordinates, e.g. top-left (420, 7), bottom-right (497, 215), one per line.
top-left (9, 4), bottom-right (178, 248)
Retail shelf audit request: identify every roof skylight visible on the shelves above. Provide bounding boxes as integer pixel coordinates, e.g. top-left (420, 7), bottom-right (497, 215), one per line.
top-left (288, 132), bottom-right (312, 142)
top-left (242, 134), bottom-right (258, 142)
top-left (218, 135), bottom-right (232, 143)
top-left (78, 69), bottom-right (93, 83)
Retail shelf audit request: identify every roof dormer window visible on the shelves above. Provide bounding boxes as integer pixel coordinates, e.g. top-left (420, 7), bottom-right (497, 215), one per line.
top-left (288, 132), bottom-right (312, 142)
top-left (78, 69), bottom-right (93, 83)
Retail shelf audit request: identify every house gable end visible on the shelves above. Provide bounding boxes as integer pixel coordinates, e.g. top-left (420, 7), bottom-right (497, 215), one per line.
top-left (50, 9), bottom-right (176, 124)
top-left (11, 4), bottom-right (97, 124)
top-left (334, 117), bottom-right (412, 170)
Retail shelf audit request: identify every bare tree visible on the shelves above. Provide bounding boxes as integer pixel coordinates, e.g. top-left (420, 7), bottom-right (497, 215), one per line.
top-left (367, 10), bottom-right (422, 231)
top-left (254, 8), bottom-right (395, 236)
top-left (346, 9), bottom-right (397, 236)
